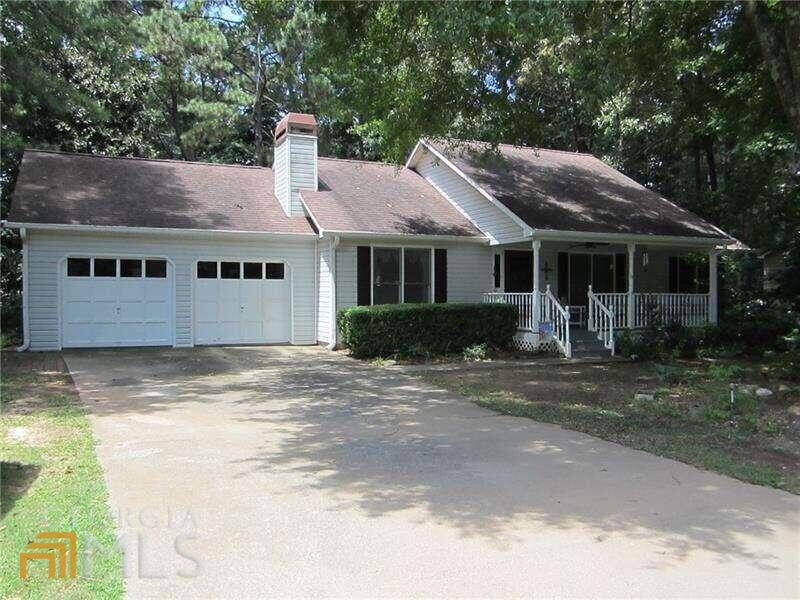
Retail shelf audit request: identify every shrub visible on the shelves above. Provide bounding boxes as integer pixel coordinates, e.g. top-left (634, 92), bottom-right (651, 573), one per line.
top-left (337, 302), bottom-right (518, 358)
top-left (654, 364), bottom-right (687, 385)
top-left (463, 343), bottom-right (488, 362)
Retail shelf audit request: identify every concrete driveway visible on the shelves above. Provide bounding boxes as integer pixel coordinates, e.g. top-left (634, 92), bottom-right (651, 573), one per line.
top-left (65, 346), bottom-right (799, 599)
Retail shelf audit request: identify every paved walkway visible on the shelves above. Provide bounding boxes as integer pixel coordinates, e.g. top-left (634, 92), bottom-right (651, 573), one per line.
top-left (65, 346), bottom-right (799, 599)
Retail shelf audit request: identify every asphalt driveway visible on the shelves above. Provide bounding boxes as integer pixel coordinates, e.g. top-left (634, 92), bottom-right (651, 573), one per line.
top-left (64, 346), bottom-right (799, 599)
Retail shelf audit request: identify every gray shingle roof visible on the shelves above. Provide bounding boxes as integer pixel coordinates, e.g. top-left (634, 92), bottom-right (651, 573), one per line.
top-left (7, 150), bottom-right (315, 234)
top-left (303, 158), bottom-right (482, 237)
top-left (425, 139), bottom-right (731, 240)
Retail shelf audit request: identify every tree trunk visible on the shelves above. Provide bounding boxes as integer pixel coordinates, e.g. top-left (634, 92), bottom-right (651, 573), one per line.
top-left (693, 144), bottom-right (703, 195)
top-left (168, 85), bottom-right (193, 161)
top-left (252, 28), bottom-right (266, 167)
top-left (743, 0), bottom-right (800, 147)
top-left (704, 137), bottom-right (718, 192)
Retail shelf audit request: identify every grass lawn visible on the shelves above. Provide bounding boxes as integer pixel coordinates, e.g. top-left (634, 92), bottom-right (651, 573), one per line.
top-left (1, 351), bottom-right (123, 599)
top-left (418, 357), bottom-right (800, 494)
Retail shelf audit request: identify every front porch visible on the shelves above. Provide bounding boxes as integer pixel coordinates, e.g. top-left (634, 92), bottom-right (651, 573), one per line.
top-left (483, 238), bottom-right (720, 357)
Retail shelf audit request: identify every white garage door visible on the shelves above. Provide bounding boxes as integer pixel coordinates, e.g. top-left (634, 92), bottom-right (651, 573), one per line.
top-left (62, 257), bottom-right (172, 348)
top-left (194, 260), bottom-right (290, 345)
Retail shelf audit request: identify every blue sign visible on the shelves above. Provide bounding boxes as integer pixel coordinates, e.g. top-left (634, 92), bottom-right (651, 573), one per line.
top-left (538, 321), bottom-right (553, 339)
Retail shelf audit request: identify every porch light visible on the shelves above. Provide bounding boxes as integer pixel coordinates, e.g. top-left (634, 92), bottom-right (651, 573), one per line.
top-left (642, 249), bottom-right (649, 268)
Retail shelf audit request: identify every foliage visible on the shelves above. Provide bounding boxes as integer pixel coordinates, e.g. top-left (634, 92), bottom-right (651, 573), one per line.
top-left (463, 343), bottom-right (489, 362)
top-left (0, 0), bottom-right (798, 323)
top-left (337, 303), bottom-right (517, 358)
top-left (654, 364), bottom-right (687, 386)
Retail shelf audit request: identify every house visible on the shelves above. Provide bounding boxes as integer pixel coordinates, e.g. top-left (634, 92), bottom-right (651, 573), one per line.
top-left (5, 113), bottom-right (737, 357)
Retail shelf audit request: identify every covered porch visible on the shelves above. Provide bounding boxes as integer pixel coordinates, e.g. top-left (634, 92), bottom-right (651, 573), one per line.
top-left (483, 236), bottom-right (721, 357)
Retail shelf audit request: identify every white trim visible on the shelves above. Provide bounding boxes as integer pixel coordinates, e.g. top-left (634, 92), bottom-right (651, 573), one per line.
top-left (16, 228), bottom-right (30, 351)
top-left (530, 229), bottom-right (731, 247)
top-left (410, 139), bottom-right (533, 237)
top-left (57, 253), bottom-right (177, 350)
top-left (328, 235), bottom-right (340, 349)
top-left (5, 222), bottom-right (317, 239)
top-left (298, 193), bottom-right (325, 236)
top-left (329, 231), bottom-right (488, 243)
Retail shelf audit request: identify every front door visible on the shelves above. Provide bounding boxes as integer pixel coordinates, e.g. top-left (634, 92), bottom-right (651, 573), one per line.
top-left (504, 251), bottom-right (533, 292)
top-left (568, 254), bottom-right (590, 306)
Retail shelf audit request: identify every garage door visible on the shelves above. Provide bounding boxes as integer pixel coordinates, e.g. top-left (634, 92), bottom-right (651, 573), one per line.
top-left (194, 260), bottom-right (290, 345)
top-left (62, 257), bottom-right (172, 348)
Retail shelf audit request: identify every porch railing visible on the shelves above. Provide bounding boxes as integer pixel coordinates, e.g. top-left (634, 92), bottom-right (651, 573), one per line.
top-left (632, 293), bottom-right (710, 328)
top-left (482, 291), bottom-right (545, 331)
top-left (541, 286), bottom-right (571, 358)
top-left (594, 292), bottom-right (628, 329)
top-left (482, 289), bottom-right (571, 357)
top-left (587, 287), bottom-right (615, 355)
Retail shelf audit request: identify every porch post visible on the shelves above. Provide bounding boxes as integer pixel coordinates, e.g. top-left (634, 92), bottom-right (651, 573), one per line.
top-left (627, 243), bottom-right (635, 328)
top-left (532, 239), bottom-right (541, 331)
top-left (709, 249), bottom-right (719, 324)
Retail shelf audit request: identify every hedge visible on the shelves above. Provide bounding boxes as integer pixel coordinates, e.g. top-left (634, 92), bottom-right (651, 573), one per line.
top-left (337, 302), bottom-right (518, 358)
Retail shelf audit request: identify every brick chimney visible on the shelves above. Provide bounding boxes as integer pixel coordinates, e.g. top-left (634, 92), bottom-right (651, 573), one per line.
top-left (273, 113), bottom-right (318, 216)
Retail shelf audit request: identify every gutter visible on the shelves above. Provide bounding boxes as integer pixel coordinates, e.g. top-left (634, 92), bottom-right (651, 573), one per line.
top-left (16, 227), bottom-right (30, 352)
top-left (328, 235), bottom-right (341, 350)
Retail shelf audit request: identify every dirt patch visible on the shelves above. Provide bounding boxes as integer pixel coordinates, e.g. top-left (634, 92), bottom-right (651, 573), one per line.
top-left (1, 350), bottom-right (80, 414)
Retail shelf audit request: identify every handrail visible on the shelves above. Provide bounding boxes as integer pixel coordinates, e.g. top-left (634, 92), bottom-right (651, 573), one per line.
top-left (542, 286), bottom-right (571, 358)
top-left (483, 290), bottom-right (571, 358)
top-left (587, 285), bottom-right (615, 355)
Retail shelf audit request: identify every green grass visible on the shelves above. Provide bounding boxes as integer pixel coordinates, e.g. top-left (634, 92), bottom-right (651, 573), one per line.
top-left (0, 354), bottom-right (124, 599)
top-left (420, 361), bottom-right (800, 495)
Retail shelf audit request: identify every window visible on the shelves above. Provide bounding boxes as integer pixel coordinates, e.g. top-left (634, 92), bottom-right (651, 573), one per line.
top-left (197, 261), bottom-right (217, 279)
top-left (493, 254), bottom-right (501, 289)
top-left (265, 262), bottom-right (284, 280)
top-left (220, 262), bottom-right (240, 279)
top-left (244, 262), bottom-right (263, 279)
top-left (403, 248), bottom-right (431, 303)
top-left (145, 260), bottom-right (167, 278)
top-left (94, 258), bottom-right (116, 277)
top-left (372, 247), bottom-right (401, 304)
top-left (67, 258), bottom-right (90, 277)
top-left (669, 256), bottom-right (709, 293)
top-left (120, 259), bottom-right (142, 278)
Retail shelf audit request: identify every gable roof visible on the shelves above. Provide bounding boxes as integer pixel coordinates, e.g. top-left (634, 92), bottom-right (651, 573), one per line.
top-left (300, 158), bottom-right (482, 237)
top-left (7, 150), bottom-right (315, 234)
top-left (421, 139), bottom-right (731, 240)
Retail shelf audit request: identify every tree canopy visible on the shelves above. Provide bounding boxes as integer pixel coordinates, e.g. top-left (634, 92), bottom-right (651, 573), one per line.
top-left (1, 0), bottom-right (798, 304)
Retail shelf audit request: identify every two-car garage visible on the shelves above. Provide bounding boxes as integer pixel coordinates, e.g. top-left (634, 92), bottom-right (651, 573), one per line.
top-left (60, 254), bottom-right (291, 348)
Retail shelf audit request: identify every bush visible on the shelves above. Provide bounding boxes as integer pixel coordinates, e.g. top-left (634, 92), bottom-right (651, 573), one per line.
top-left (463, 343), bottom-right (489, 362)
top-left (337, 303), bottom-right (518, 358)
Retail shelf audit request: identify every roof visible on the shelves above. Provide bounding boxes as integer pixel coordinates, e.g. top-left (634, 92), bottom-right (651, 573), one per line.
top-left (423, 139), bottom-right (731, 240)
top-left (7, 150), bottom-right (315, 234)
top-left (301, 158), bottom-right (483, 237)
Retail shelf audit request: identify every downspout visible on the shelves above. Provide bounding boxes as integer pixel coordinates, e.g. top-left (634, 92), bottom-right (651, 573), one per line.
top-left (17, 227), bottom-right (30, 352)
top-left (327, 235), bottom-right (341, 350)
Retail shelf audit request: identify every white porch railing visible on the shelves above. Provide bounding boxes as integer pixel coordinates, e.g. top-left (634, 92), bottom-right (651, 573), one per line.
top-left (594, 292), bottom-right (628, 329)
top-left (632, 293), bottom-right (710, 328)
top-left (482, 291), bottom-right (545, 331)
top-left (541, 286), bottom-right (571, 358)
top-left (482, 288), bottom-right (571, 358)
top-left (587, 287), bottom-right (615, 355)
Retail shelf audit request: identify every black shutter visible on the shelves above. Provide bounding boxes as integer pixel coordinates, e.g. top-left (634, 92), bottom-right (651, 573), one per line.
top-left (668, 256), bottom-right (679, 293)
top-left (615, 253), bottom-right (627, 292)
top-left (434, 249), bottom-right (447, 303)
top-left (557, 252), bottom-right (568, 301)
top-left (357, 246), bottom-right (371, 305)
top-left (493, 254), bottom-right (501, 288)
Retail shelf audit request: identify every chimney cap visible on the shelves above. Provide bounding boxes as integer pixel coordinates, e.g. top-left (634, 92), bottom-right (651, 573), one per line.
top-left (275, 113), bottom-right (317, 141)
